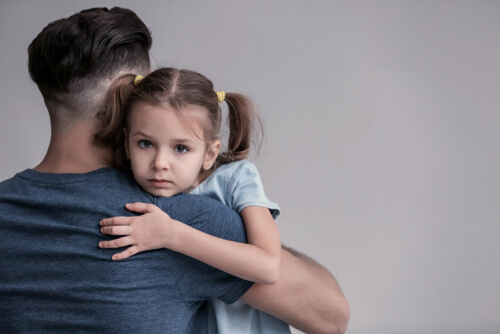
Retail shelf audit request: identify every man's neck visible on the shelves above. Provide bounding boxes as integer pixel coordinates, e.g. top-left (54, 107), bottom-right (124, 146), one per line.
top-left (34, 122), bottom-right (115, 174)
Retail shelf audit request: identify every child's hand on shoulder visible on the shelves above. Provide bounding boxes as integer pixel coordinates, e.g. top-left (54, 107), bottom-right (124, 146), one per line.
top-left (99, 203), bottom-right (180, 260)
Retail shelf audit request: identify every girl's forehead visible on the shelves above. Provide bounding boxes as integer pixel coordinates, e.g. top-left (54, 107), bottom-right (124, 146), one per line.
top-left (129, 102), bottom-right (208, 139)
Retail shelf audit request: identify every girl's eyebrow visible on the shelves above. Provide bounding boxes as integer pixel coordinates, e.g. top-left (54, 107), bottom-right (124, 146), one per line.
top-left (131, 131), bottom-right (196, 144)
top-left (130, 131), bottom-right (152, 138)
top-left (174, 138), bottom-right (196, 144)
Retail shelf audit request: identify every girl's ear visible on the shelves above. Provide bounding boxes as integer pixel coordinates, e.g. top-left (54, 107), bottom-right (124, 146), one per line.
top-left (124, 129), bottom-right (130, 159)
top-left (203, 140), bottom-right (221, 170)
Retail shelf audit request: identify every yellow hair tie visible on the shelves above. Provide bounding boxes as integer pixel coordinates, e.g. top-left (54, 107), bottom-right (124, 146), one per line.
top-left (216, 91), bottom-right (225, 103)
top-left (134, 75), bottom-right (144, 86)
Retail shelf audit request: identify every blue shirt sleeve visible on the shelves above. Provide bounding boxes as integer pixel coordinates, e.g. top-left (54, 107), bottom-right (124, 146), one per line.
top-left (227, 161), bottom-right (281, 219)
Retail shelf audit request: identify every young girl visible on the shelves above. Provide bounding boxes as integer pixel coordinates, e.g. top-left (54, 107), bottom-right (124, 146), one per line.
top-left (95, 68), bottom-right (291, 333)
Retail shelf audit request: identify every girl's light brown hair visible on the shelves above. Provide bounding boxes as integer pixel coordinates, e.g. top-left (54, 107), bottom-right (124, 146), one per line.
top-left (95, 67), bottom-right (263, 169)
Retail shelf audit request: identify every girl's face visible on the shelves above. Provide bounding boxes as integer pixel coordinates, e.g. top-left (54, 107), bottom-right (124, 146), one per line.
top-left (126, 102), bottom-right (219, 197)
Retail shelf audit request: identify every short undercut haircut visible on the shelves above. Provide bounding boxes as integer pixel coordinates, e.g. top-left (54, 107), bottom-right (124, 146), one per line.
top-left (28, 7), bottom-right (152, 123)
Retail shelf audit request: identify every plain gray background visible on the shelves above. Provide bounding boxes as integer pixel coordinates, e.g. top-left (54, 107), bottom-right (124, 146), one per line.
top-left (1, 1), bottom-right (499, 333)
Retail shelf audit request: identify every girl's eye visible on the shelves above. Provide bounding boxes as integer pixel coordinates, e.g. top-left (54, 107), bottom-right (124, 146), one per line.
top-left (174, 145), bottom-right (188, 154)
top-left (139, 140), bottom-right (153, 149)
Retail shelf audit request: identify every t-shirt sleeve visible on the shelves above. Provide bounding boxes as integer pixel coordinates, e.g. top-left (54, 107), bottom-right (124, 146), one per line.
top-left (155, 194), bottom-right (254, 306)
top-left (228, 161), bottom-right (281, 219)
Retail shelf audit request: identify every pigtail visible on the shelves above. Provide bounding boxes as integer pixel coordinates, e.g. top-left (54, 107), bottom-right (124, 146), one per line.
top-left (217, 93), bottom-right (263, 166)
top-left (94, 73), bottom-right (136, 168)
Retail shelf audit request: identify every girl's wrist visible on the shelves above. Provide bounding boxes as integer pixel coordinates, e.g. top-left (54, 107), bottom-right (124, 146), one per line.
top-left (165, 219), bottom-right (184, 251)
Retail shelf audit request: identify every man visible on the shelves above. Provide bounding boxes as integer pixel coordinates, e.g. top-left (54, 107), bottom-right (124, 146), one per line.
top-left (0, 7), bottom-right (349, 334)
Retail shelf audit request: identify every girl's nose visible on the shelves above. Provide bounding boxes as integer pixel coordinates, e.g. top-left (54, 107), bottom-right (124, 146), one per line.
top-left (151, 151), bottom-right (170, 170)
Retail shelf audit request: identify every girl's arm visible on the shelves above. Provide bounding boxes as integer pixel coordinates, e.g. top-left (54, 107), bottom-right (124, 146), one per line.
top-left (99, 202), bottom-right (282, 284)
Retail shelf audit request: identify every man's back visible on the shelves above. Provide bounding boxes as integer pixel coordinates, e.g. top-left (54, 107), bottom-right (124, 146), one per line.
top-left (0, 168), bottom-right (251, 333)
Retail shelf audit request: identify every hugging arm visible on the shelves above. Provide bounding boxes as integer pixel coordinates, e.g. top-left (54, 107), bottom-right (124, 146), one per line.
top-left (99, 203), bottom-right (281, 284)
top-left (240, 246), bottom-right (350, 334)
top-left (99, 200), bottom-right (349, 333)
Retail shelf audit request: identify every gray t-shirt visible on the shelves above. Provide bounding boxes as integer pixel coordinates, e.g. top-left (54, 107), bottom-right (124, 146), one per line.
top-left (0, 168), bottom-right (253, 333)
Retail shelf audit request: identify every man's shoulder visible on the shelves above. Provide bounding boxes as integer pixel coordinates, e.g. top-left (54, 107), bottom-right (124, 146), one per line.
top-left (0, 168), bottom-right (152, 204)
top-left (0, 174), bottom-right (16, 189)
top-left (0, 168), bottom-right (30, 186)
top-left (157, 193), bottom-right (245, 241)
top-left (157, 192), bottom-right (239, 216)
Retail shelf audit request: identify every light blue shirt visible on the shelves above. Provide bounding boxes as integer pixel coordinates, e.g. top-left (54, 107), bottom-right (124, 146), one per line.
top-left (191, 160), bottom-right (291, 334)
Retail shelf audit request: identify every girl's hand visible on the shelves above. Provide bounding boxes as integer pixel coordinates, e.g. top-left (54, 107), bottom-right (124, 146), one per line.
top-left (99, 202), bottom-right (178, 260)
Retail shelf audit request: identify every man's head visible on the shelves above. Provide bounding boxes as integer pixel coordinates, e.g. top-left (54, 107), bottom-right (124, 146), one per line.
top-left (28, 7), bottom-right (152, 130)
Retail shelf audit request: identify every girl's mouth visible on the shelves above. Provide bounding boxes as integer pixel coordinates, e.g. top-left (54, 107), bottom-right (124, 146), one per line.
top-left (149, 179), bottom-right (172, 187)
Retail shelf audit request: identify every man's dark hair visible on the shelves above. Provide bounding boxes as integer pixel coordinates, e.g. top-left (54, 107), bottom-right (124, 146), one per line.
top-left (28, 7), bottom-right (152, 125)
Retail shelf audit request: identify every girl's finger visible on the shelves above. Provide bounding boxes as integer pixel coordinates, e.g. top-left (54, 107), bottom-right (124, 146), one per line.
top-left (100, 217), bottom-right (131, 227)
top-left (99, 236), bottom-right (133, 249)
top-left (111, 246), bottom-right (139, 261)
top-left (125, 202), bottom-right (157, 214)
top-left (100, 225), bottom-right (131, 236)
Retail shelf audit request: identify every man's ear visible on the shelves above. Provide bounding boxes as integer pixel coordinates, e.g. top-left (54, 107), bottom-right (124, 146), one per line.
top-left (124, 129), bottom-right (130, 159)
top-left (203, 140), bottom-right (221, 170)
